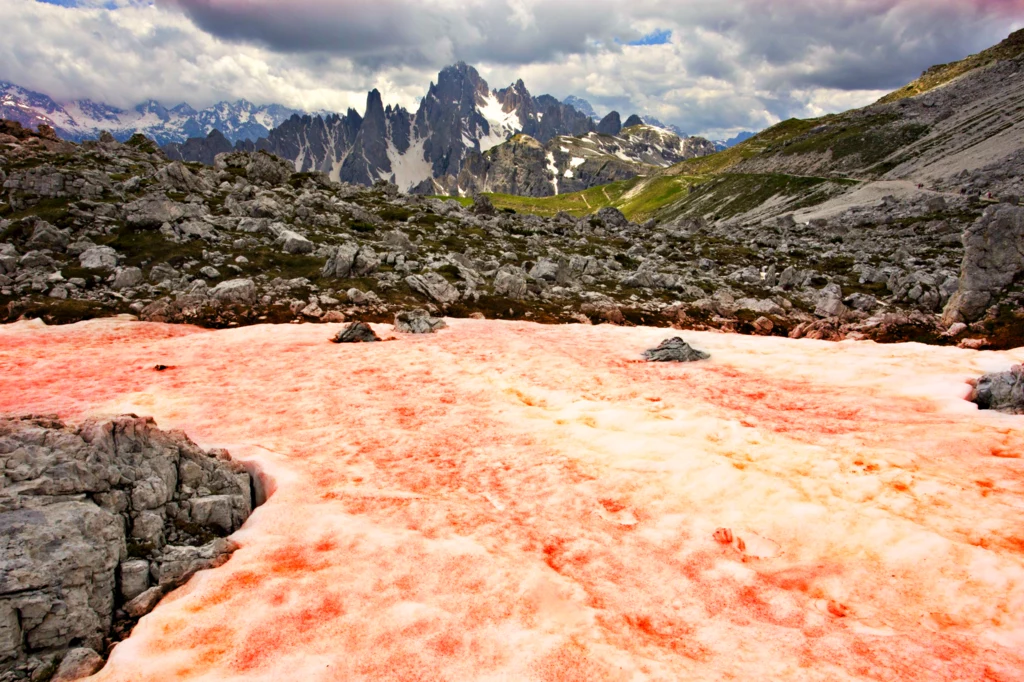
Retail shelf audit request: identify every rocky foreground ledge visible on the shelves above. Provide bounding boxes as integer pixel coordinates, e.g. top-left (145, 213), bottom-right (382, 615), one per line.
top-left (1, 121), bottom-right (1023, 349)
top-left (0, 415), bottom-right (256, 681)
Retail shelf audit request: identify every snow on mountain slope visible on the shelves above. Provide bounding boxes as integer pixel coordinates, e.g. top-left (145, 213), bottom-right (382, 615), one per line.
top-left (477, 92), bottom-right (523, 152)
top-left (386, 137), bottom-right (434, 190)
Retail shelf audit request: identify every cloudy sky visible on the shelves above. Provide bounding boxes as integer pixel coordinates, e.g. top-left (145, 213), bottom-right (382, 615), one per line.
top-left (3, 0), bottom-right (1023, 138)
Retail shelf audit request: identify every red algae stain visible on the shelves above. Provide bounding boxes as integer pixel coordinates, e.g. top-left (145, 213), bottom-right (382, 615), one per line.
top-left (1, 319), bottom-right (1024, 681)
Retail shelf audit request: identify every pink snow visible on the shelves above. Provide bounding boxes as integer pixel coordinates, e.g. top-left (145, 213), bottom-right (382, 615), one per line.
top-left (1, 317), bottom-right (1023, 681)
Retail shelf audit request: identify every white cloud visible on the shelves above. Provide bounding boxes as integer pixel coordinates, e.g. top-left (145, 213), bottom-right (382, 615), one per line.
top-left (1, 0), bottom-right (1022, 138)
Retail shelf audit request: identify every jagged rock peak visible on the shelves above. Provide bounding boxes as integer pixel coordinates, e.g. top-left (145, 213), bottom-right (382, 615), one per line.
top-left (623, 114), bottom-right (644, 128)
top-left (598, 111), bottom-right (622, 136)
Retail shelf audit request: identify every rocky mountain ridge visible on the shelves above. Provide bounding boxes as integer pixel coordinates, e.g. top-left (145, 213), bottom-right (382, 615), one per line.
top-left (448, 126), bottom-right (718, 198)
top-left (164, 65), bottom-right (717, 198)
top-left (0, 82), bottom-right (298, 146)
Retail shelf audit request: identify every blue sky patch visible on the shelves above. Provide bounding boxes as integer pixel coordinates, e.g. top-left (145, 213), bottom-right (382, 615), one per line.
top-left (628, 29), bottom-right (672, 46)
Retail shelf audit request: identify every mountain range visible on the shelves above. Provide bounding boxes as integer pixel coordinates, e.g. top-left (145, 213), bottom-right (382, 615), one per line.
top-left (159, 63), bottom-right (721, 196)
top-left (0, 69), bottom-right (749, 197)
top-left (0, 81), bottom-right (299, 146)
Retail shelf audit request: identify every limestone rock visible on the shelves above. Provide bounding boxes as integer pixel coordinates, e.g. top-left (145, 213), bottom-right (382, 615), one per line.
top-left (406, 272), bottom-right (460, 304)
top-left (322, 243), bottom-right (378, 278)
top-left (643, 337), bottom-right (711, 363)
top-left (971, 365), bottom-right (1024, 414)
top-left (78, 246), bottom-right (118, 271)
top-left (211, 278), bottom-right (257, 305)
top-left (0, 415), bottom-right (254, 676)
top-left (493, 267), bottom-right (528, 299)
top-left (111, 267), bottom-right (143, 291)
top-left (394, 309), bottom-right (447, 334)
top-left (943, 204), bottom-right (1024, 322)
top-left (331, 321), bottom-right (380, 343)
top-left (53, 648), bottom-right (104, 682)
top-left (278, 229), bottom-right (314, 255)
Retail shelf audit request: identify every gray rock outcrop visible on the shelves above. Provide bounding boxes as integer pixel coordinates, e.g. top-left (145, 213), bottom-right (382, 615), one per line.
top-left (643, 337), bottom-right (711, 363)
top-left (0, 415), bottom-right (255, 678)
top-left (405, 272), bottom-right (460, 305)
top-left (331, 321), bottom-right (380, 343)
top-left (943, 204), bottom-right (1024, 322)
top-left (970, 365), bottom-right (1024, 414)
top-left (394, 309), bottom-right (447, 334)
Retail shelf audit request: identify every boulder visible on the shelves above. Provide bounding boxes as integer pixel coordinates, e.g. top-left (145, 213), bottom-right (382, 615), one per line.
top-left (125, 195), bottom-right (203, 228)
top-left (596, 207), bottom-right (628, 229)
top-left (210, 278), bottom-right (257, 305)
top-left (111, 267), bottom-right (144, 290)
top-left (643, 337), bottom-right (710, 362)
top-left (331, 321), bottom-right (380, 343)
top-left (493, 267), bottom-right (528, 299)
top-left (278, 230), bottom-right (314, 255)
top-left (470, 194), bottom-right (496, 217)
top-left (322, 243), bottom-right (378, 278)
top-left (394, 309), bottom-right (447, 334)
top-left (970, 365), bottom-right (1024, 414)
top-left (246, 153), bottom-right (293, 186)
top-left (79, 246), bottom-right (118, 271)
top-left (26, 221), bottom-right (70, 251)
top-left (0, 415), bottom-right (254, 677)
top-left (405, 272), bottom-right (460, 305)
top-left (943, 204), bottom-right (1024, 323)
top-left (52, 648), bottom-right (104, 682)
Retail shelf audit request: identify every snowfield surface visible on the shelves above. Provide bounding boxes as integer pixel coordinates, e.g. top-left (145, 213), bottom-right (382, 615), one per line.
top-left (2, 318), bottom-right (1024, 681)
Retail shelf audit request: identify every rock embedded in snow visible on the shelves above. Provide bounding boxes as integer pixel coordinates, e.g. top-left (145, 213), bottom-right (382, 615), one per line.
top-left (0, 415), bottom-right (254, 678)
top-left (331, 321), bottom-right (380, 343)
top-left (394, 309), bottom-right (447, 334)
top-left (643, 337), bottom-right (711, 362)
top-left (971, 364), bottom-right (1024, 414)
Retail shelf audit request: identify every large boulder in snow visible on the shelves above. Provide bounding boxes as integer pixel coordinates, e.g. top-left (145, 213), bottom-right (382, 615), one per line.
top-left (971, 365), bottom-right (1024, 414)
top-left (0, 415), bottom-right (253, 678)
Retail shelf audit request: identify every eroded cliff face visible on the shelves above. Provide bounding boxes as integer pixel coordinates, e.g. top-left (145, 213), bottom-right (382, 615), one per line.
top-left (0, 318), bottom-right (1022, 681)
top-left (0, 414), bottom-right (255, 680)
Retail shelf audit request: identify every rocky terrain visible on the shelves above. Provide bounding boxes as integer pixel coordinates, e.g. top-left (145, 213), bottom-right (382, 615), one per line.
top-left (0, 118), bottom-right (1021, 348)
top-left (0, 414), bottom-right (255, 681)
top-left (0, 82), bottom-right (298, 146)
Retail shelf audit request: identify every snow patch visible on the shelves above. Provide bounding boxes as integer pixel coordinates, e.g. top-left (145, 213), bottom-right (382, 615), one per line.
top-left (477, 93), bottom-right (521, 152)
top-left (387, 137), bottom-right (433, 192)
top-left (546, 151), bottom-right (559, 195)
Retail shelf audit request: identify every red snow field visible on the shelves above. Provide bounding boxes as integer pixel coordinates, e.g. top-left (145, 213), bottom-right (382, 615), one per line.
top-left (1, 317), bottom-right (1024, 681)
